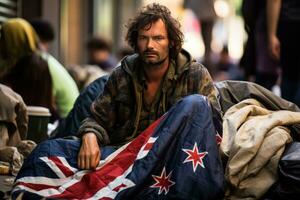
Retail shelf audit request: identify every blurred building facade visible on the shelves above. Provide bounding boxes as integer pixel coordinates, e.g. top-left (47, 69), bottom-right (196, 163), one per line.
top-left (0, 0), bottom-right (140, 68)
top-left (0, 0), bottom-right (244, 68)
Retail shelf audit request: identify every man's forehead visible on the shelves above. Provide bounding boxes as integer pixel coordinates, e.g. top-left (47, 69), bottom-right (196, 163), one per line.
top-left (138, 19), bottom-right (167, 34)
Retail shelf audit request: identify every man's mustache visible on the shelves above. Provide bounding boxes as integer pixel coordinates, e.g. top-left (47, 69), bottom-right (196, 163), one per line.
top-left (143, 50), bottom-right (158, 55)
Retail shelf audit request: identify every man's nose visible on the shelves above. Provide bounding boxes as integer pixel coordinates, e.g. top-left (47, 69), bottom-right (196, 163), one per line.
top-left (146, 38), bottom-right (154, 49)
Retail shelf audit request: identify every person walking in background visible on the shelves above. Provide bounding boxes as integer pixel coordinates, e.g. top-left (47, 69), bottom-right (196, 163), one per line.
top-left (67, 36), bottom-right (117, 91)
top-left (183, 0), bottom-right (217, 75)
top-left (239, 0), bottom-right (258, 82)
top-left (86, 36), bottom-right (118, 72)
top-left (252, 0), bottom-right (280, 91)
top-left (29, 19), bottom-right (55, 52)
top-left (214, 45), bottom-right (242, 81)
top-left (239, 0), bottom-right (280, 91)
top-left (267, 0), bottom-right (300, 106)
top-left (0, 18), bottom-right (79, 118)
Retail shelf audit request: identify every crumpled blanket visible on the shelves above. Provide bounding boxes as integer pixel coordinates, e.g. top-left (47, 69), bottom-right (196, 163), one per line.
top-left (0, 84), bottom-right (28, 147)
top-left (0, 141), bottom-right (36, 175)
top-left (221, 98), bottom-right (300, 199)
top-left (0, 84), bottom-right (36, 175)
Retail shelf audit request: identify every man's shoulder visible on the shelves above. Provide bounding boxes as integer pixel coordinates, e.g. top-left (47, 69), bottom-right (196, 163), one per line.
top-left (107, 63), bottom-right (132, 86)
top-left (181, 61), bottom-right (209, 89)
top-left (188, 60), bottom-right (205, 68)
top-left (109, 54), bottom-right (140, 81)
top-left (186, 61), bottom-right (206, 75)
top-left (176, 49), bottom-right (206, 75)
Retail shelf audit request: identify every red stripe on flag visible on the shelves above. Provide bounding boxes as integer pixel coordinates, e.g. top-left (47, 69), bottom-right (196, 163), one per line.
top-left (16, 182), bottom-right (60, 191)
top-left (48, 156), bottom-right (75, 177)
top-left (50, 116), bottom-right (164, 199)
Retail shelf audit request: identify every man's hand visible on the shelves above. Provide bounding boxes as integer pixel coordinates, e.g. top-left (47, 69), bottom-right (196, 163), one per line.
top-left (78, 132), bottom-right (100, 169)
top-left (268, 35), bottom-right (281, 61)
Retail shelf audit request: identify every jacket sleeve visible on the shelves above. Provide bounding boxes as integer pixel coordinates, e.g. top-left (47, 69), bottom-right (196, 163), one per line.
top-left (77, 72), bottom-right (118, 145)
top-left (196, 65), bottom-right (223, 134)
top-left (196, 65), bottom-right (222, 116)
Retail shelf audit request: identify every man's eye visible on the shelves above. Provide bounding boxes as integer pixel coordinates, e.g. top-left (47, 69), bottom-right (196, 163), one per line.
top-left (154, 36), bottom-right (164, 40)
top-left (139, 36), bottom-right (147, 40)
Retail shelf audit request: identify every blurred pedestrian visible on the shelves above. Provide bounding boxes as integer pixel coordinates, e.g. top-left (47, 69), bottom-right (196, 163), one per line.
top-left (86, 36), bottom-right (118, 72)
top-left (253, 0), bottom-right (280, 90)
top-left (239, 0), bottom-right (259, 82)
top-left (67, 36), bottom-right (117, 91)
top-left (1, 54), bottom-right (59, 121)
top-left (29, 19), bottom-right (55, 52)
top-left (214, 45), bottom-right (242, 81)
top-left (0, 18), bottom-right (79, 118)
top-left (239, 0), bottom-right (280, 91)
top-left (267, 0), bottom-right (300, 106)
top-left (183, 0), bottom-right (217, 74)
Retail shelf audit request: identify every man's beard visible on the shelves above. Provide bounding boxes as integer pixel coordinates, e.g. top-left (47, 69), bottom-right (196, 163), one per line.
top-left (140, 51), bottom-right (168, 69)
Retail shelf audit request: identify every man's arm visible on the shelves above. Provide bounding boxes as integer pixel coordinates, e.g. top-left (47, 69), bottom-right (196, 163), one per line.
top-left (77, 116), bottom-right (111, 169)
top-left (77, 73), bottom-right (118, 169)
top-left (78, 132), bottom-right (100, 169)
top-left (266, 0), bottom-right (282, 60)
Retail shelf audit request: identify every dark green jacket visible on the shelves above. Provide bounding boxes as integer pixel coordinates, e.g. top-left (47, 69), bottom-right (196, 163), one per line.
top-left (78, 50), bottom-right (220, 146)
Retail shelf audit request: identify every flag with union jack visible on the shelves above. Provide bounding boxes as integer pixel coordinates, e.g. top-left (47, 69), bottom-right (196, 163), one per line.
top-left (12, 95), bottom-right (224, 199)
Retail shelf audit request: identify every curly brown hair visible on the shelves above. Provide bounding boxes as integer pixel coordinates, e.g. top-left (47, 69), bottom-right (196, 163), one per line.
top-left (125, 3), bottom-right (184, 60)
